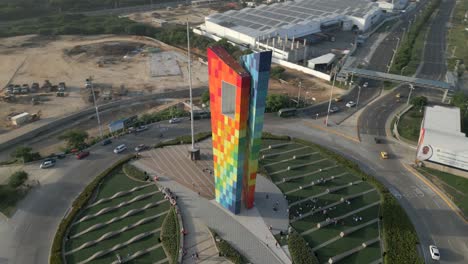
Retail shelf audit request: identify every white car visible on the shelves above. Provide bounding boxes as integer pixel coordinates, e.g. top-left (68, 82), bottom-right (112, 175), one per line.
top-left (329, 106), bottom-right (340, 113)
top-left (363, 82), bottom-right (368, 88)
top-left (40, 159), bottom-right (56, 169)
top-left (169, 118), bottom-right (181, 124)
top-left (134, 144), bottom-right (148, 152)
top-left (429, 245), bottom-right (440, 260)
top-left (346, 101), bottom-right (357, 108)
top-left (135, 125), bottom-right (148, 132)
top-left (113, 144), bottom-right (127, 154)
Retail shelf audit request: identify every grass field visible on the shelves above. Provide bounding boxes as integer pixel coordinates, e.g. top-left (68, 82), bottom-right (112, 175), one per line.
top-left (64, 166), bottom-right (170, 263)
top-left (417, 167), bottom-right (468, 217)
top-left (447, 0), bottom-right (468, 72)
top-left (397, 108), bottom-right (423, 143)
top-left (260, 140), bottom-right (383, 264)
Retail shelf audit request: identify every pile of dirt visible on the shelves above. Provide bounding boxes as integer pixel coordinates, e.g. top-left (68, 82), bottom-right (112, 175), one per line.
top-left (66, 42), bottom-right (144, 58)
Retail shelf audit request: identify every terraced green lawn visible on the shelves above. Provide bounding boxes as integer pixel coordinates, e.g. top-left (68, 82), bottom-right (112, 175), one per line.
top-left (260, 140), bottom-right (382, 264)
top-left (65, 165), bottom-right (169, 264)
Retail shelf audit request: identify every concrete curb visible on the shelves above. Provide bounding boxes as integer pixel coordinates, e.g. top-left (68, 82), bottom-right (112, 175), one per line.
top-left (401, 163), bottom-right (467, 224)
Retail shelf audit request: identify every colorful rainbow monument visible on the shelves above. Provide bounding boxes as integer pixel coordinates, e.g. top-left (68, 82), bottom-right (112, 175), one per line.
top-left (207, 46), bottom-right (272, 214)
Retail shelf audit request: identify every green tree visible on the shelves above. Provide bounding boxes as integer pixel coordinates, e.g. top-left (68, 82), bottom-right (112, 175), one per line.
top-left (410, 96), bottom-right (428, 110)
top-left (58, 129), bottom-right (89, 149)
top-left (266, 94), bottom-right (291, 112)
top-left (8, 171), bottom-right (28, 188)
top-left (270, 66), bottom-right (286, 80)
top-left (201, 90), bottom-right (210, 105)
top-left (10, 146), bottom-right (40, 163)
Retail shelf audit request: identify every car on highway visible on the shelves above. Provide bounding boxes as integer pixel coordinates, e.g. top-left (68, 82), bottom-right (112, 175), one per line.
top-left (114, 144), bottom-right (127, 154)
top-left (334, 96), bottom-right (343, 102)
top-left (429, 245), bottom-right (440, 260)
top-left (135, 144), bottom-right (148, 152)
top-left (329, 106), bottom-right (340, 113)
top-left (346, 101), bottom-right (356, 108)
top-left (169, 118), bottom-right (182, 124)
top-left (40, 159), bottom-right (56, 169)
top-left (76, 151), bottom-right (90, 160)
top-left (102, 138), bottom-right (112, 146)
top-left (380, 151), bottom-right (389, 159)
top-left (135, 125), bottom-right (149, 132)
top-left (363, 82), bottom-right (368, 88)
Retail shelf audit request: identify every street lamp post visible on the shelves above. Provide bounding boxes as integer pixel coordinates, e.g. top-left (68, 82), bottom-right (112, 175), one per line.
top-left (401, 65), bottom-right (408, 76)
top-left (297, 81), bottom-right (302, 108)
top-left (89, 78), bottom-right (103, 138)
top-left (187, 21), bottom-right (195, 150)
top-left (356, 85), bottom-right (362, 109)
top-left (388, 37), bottom-right (400, 73)
top-left (325, 74), bottom-right (337, 126)
top-left (407, 84), bottom-right (415, 105)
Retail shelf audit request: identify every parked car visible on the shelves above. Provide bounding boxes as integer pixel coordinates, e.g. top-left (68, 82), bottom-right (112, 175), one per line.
top-left (429, 245), bottom-right (440, 260)
top-left (102, 138), bottom-right (112, 146)
top-left (329, 106), bottom-right (340, 113)
top-left (76, 151), bottom-right (90, 160)
top-left (114, 144), bottom-right (127, 154)
top-left (346, 101), bottom-right (356, 108)
top-left (56, 152), bottom-right (66, 159)
top-left (169, 118), bottom-right (181, 124)
top-left (40, 159), bottom-right (56, 169)
top-left (70, 148), bottom-right (79, 154)
top-left (363, 82), bottom-right (368, 88)
top-left (135, 125), bottom-right (148, 132)
top-left (135, 144), bottom-right (148, 152)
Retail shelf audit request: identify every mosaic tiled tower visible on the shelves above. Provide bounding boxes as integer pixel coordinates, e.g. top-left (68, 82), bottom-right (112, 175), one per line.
top-left (208, 46), bottom-right (272, 214)
top-left (241, 51), bottom-right (272, 209)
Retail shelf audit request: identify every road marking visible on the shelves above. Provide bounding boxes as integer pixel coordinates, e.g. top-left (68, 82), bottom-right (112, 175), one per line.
top-left (411, 186), bottom-right (425, 198)
top-left (432, 198), bottom-right (442, 209)
top-left (401, 162), bottom-right (468, 224)
top-left (389, 187), bottom-right (402, 199)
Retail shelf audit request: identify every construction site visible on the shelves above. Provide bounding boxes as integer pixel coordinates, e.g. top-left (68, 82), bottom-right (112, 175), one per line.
top-left (0, 34), bottom-right (208, 134)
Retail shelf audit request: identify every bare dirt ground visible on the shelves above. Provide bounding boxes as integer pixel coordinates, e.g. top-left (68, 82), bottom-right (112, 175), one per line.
top-left (268, 65), bottom-right (345, 103)
top-left (127, 6), bottom-right (216, 26)
top-left (0, 34), bottom-right (208, 134)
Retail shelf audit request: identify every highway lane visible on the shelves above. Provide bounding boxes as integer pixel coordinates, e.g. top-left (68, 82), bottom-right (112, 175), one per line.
top-left (418, 0), bottom-right (456, 80)
top-left (0, 119), bottom-right (210, 264)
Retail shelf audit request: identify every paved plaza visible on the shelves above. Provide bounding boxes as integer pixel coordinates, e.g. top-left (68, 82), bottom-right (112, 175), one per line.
top-left (135, 139), bottom-right (292, 264)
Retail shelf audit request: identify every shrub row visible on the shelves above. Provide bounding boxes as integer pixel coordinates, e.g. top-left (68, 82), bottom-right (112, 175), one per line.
top-left (261, 132), bottom-right (291, 141)
top-left (210, 230), bottom-right (247, 264)
top-left (8, 171), bottom-right (29, 188)
top-left (49, 155), bottom-right (135, 264)
top-left (390, 0), bottom-right (441, 73)
top-left (122, 163), bottom-right (147, 181)
top-left (154, 132), bottom-right (212, 148)
top-left (0, 183), bottom-right (28, 217)
top-left (161, 207), bottom-right (180, 264)
top-left (292, 138), bottom-right (423, 264)
top-left (288, 231), bottom-right (319, 264)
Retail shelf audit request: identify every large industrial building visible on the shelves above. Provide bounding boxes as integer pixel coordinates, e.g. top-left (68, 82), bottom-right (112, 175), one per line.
top-left (416, 106), bottom-right (468, 176)
top-left (199, 0), bottom-right (383, 62)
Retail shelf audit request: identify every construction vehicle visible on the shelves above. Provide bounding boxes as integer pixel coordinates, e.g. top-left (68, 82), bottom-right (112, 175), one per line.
top-left (58, 82), bottom-right (66, 91)
top-left (42, 80), bottom-right (52, 91)
top-left (2, 95), bottom-right (16, 102)
top-left (31, 83), bottom-right (39, 93)
top-left (21, 84), bottom-right (29, 94)
top-left (31, 96), bottom-right (39, 105)
top-left (6, 84), bottom-right (14, 94)
top-left (31, 110), bottom-right (41, 122)
top-left (13, 85), bottom-right (21, 94)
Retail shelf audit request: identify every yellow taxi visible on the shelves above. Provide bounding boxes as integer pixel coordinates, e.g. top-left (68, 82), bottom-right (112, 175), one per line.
top-left (380, 151), bottom-right (389, 159)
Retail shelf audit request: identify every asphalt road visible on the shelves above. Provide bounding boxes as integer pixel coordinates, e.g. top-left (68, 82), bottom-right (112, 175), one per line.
top-left (417, 0), bottom-right (456, 80)
top-left (0, 119), bottom-right (210, 264)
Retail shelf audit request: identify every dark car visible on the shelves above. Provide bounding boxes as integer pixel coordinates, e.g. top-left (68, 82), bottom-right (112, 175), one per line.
top-left (102, 138), bottom-right (112, 146)
top-left (76, 151), bottom-right (90, 159)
